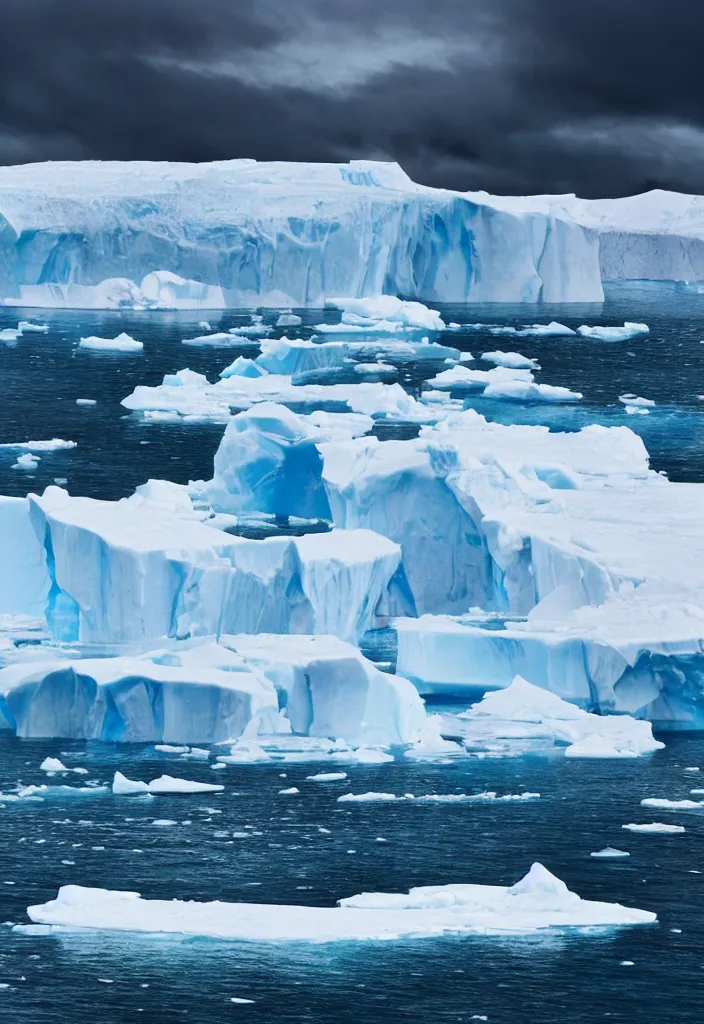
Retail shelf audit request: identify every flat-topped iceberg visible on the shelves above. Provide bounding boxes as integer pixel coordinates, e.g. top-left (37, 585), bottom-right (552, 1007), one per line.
top-left (26, 485), bottom-right (403, 644)
top-left (0, 159), bottom-right (603, 307)
top-left (0, 636), bottom-right (424, 746)
top-left (576, 323), bottom-right (650, 342)
top-left (24, 862), bottom-right (655, 940)
top-left (78, 333), bottom-right (143, 352)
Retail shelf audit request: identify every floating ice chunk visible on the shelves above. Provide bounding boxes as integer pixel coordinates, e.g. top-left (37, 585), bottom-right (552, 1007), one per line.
top-left (622, 823), bottom-right (685, 833)
top-left (325, 297), bottom-right (445, 332)
top-left (625, 405), bottom-right (649, 415)
top-left (489, 322), bottom-right (576, 338)
top-left (640, 797), bottom-right (704, 810)
top-left (577, 323), bottom-right (650, 342)
top-left (147, 775), bottom-right (224, 795)
top-left (112, 773), bottom-right (149, 795)
top-left (482, 380), bottom-right (582, 403)
top-left (182, 332), bottom-right (238, 347)
top-left (227, 325), bottom-right (273, 338)
top-left (24, 862), bottom-right (655, 941)
top-left (12, 453), bottom-right (39, 471)
top-left (426, 365), bottom-right (533, 390)
top-left (338, 792), bottom-right (398, 802)
top-left (306, 772), bottom-right (348, 782)
top-left (151, 819), bottom-right (177, 826)
top-left (278, 787), bottom-right (299, 795)
top-left (0, 328), bottom-right (21, 341)
top-left (590, 848), bottom-right (631, 859)
top-left (18, 321), bottom-right (49, 333)
top-left (1, 438), bottom-right (76, 452)
top-left (459, 352), bottom-right (474, 362)
top-left (79, 333), bottom-right (143, 352)
top-left (481, 351), bottom-right (541, 370)
top-left (404, 715), bottom-right (465, 759)
top-left (198, 321), bottom-right (211, 330)
top-left (75, 399), bottom-right (97, 406)
top-left (619, 394), bottom-right (655, 408)
top-left (40, 758), bottom-right (69, 773)
top-left (219, 357), bottom-right (267, 379)
top-left (276, 311), bottom-right (302, 327)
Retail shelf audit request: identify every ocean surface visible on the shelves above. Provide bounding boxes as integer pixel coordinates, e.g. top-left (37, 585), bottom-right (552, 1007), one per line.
top-left (1, 283), bottom-right (703, 1023)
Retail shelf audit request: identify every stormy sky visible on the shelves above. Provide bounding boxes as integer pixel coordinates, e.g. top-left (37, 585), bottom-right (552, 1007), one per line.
top-left (1, 0), bottom-right (702, 197)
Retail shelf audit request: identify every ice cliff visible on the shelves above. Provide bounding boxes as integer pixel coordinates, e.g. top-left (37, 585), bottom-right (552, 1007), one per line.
top-left (0, 158), bottom-right (603, 306)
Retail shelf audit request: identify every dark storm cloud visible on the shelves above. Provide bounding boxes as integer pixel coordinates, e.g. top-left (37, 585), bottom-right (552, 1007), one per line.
top-left (1, 0), bottom-right (703, 196)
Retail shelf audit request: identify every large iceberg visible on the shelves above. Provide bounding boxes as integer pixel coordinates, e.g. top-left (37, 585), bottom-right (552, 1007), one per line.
top-left (0, 635), bottom-right (423, 746)
top-left (24, 863), bottom-right (656, 940)
top-left (0, 159), bottom-right (603, 307)
top-left (25, 485), bottom-right (403, 644)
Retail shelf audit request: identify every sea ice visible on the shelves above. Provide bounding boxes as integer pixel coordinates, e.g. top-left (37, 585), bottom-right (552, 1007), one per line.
top-left (78, 333), bottom-right (143, 352)
top-left (112, 773), bottom-right (225, 795)
top-left (481, 351), bottom-right (541, 370)
top-left (482, 380), bottom-right (582, 402)
top-left (590, 848), bottom-right (630, 859)
top-left (640, 797), bottom-right (704, 810)
top-left (576, 323), bottom-right (650, 342)
top-left (622, 823), bottom-right (685, 833)
top-left (306, 772), bottom-right (348, 782)
top-left (17, 321), bottom-right (49, 333)
top-left (24, 863), bottom-right (656, 940)
top-left (488, 322), bottom-right (576, 338)
top-left (619, 394), bottom-right (655, 408)
top-left (12, 454), bottom-right (39, 471)
top-left (276, 311), bottom-right (302, 327)
top-left (425, 365), bottom-right (534, 390)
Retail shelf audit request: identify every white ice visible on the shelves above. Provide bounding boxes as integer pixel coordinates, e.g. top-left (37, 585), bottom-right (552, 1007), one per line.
top-left (576, 324), bottom-right (650, 342)
top-left (112, 772), bottom-right (224, 795)
top-left (590, 848), bottom-right (630, 859)
top-left (78, 333), bottom-right (143, 352)
top-left (622, 823), bottom-right (685, 834)
top-left (481, 351), bottom-right (541, 370)
top-left (24, 863), bottom-right (656, 941)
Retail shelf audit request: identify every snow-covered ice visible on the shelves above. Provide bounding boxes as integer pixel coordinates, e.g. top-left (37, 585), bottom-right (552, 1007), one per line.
top-left (590, 848), bottom-right (631, 859)
top-left (481, 351), bottom-right (541, 370)
top-left (622, 823), bottom-right (685, 834)
top-left (576, 323), bottom-right (650, 342)
top-left (488, 323), bottom-right (576, 338)
top-left (112, 773), bottom-right (224, 795)
top-left (24, 863), bottom-right (656, 940)
top-left (78, 333), bottom-right (143, 352)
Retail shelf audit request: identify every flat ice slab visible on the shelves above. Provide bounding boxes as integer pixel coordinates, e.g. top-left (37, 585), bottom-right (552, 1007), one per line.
top-left (25, 863), bottom-right (655, 941)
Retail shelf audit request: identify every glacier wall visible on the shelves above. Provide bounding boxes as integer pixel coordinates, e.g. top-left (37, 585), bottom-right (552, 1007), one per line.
top-left (0, 159), bottom-right (603, 307)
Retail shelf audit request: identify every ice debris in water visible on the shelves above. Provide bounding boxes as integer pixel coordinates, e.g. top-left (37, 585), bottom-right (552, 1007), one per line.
top-left (488, 322), bottom-right (575, 338)
top-left (40, 758), bottom-right (87, 775)
top-left (481, 351), bottom-right (541, 370)
top-left (17, 321), bottom-right (49, 333)
top-left (590, 848), bottom-right (631, 859)
top-left (78, 333), bottom-right (144, 352)
top-left (276, 311), bottom-right (302, 327)
top-left (576, 323), bottom-right (650, 342)
top-left (317, 296), bottom-right (445, 333)
top-left (306, 772), bottom-right (348, 782)
top-left (23, 862), bottom-right (656, 941)
top-left (12, 454), bottom-right (39, 472)
top-left (0, 438), bottom-right (76, 451)
top-left (640, 797), bottom-right (704, 810)
top-left (112, 773), bottom-right (224, 795)
top-left (337, 791), bottom-right (539, 803)
top-left (622, 823), bottom-right (686, 834)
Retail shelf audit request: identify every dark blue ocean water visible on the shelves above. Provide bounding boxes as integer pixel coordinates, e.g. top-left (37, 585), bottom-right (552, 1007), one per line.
top-left (1, 284), bottom-right (704, 1023)
top-left (0, 736), bottom-right (702, 1023)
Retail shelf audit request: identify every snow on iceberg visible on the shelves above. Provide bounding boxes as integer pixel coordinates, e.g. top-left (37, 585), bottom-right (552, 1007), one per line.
top-left (481, 351), bottom-right (541, 370)
top-left (24, 863), bottom-right (655, 940)
top-left (26, 485), bottom-right (402, 644)
top-left (576, 323), bottom-right (650, 342)
top-left (428, 677), bottom-right (663, 758)
top-left (78, 333), bottom-right (143, 352)
top-left (321, 297), bottom-right (445, 332)
top-left (0, 159), bottom-right (603, 307)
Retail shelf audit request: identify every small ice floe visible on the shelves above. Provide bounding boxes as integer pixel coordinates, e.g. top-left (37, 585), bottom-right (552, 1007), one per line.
top-left (338, 791), bottom-right (539, 804)
top-left (577, 323), bottom-right (650, 342)
top-left (276, 311), bottom-right (302, 328)
top-left (482, 380), bottom-right (582, 403)
top-left (481, 351), bottom-right (541, 370)
top-left (12, 453), bottom-right (39, 472)
top-left (0, 438), bottom-right (76, 452)
top-left (0, 784), bottom-right (107, 801)
top-left (564, 736), bottom-right (640, 759)
top-left (619, 394), bottom-right (655, 408)
top-left (590, 848), bottom-right (631, 859)
top-left (79, 333), bottom-right (144, 352)
top-left (0, 328), bottom-right (21, 341)
top-left (278, 787), bottom-right (300, 795)
top-left (640, 797), bottom-right (704, 810)
top-left (17, 320), bottom-right (49, 333)
top-left (40, 758), bottom-right (87, 775)
top-left (198, 321), bottom-right (211, 330)
top-left (75, 399), bottom-right (97, 406)
top-left (151, 819), bottom-right (177, 826)
top-left (338, 792), bottom-right (398, 803)
top-left (23, 862), bottom-right (656, 941)
top-left (112, 772), bottom-right (223, 795)
top-left (489, 322), bottom-right (575, 338)
top-left (230, 997), bottom-right (255, 1004)
top-left (622, 823), bottom-right (685, 834)
top-left (459, 352), bottom-right (474, 362)
top-left (154, 744), bottom-right (190, 754)
top-left (306, 772), bottom-right (348, 782)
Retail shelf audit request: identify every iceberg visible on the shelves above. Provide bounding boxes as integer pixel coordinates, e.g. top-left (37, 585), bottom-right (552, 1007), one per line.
top-left (321, 297), bottom-right (445, 332)
top-left (12, 453), bottom-right (39, 471)
top-left (222, 633), bottom-right (425, 748)
top-left (0, 496), bottom-right (49, 616)
top-left (0, 159), bottom-right (604, 307)
top-left (590, 848), bottom-right (630, 859)
top-left (481, 352), bottom-right (541, 370)
top-left (576, 323), bottom-right (650, 342)
top-left (78, 333), bottom-right (143, 352)
top-left (113, 773), bottom-right (225, 795)
top-left (425, 365), bottom-right (534, 391)
top-left (424, 677), bottom-right (663, 757)
top-left (27, 485), bottom-right (402, 644)
top-left (488, 322), bottom-right (576, 338)
top-left (24, 863), bottom-right (656, 940)
top-left (482, 380), bottom-right (582, 403)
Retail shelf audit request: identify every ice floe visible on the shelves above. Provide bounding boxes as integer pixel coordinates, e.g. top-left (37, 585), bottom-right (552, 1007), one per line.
top-left (481, 351), bottom-right (541, 370)
top-left (78, 333), bottom-right (143, 352)
top-left (577, 323), bottom-right (650, 342)
top-left (488, 322), bottom-right (576, 338)
top-left (622, 823), bottom-right (685, 834)
top-left (590, 848), bottom-right (630, 859)
top-left (24, 862), bottom-right (656, 940)
top-left (112, 772), bottom-right (224, 795)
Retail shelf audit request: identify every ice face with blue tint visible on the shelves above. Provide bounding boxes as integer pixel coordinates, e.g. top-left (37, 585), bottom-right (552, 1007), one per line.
top-left (0, 159), bottom-right (604, 307)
